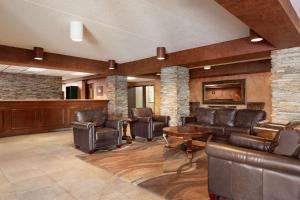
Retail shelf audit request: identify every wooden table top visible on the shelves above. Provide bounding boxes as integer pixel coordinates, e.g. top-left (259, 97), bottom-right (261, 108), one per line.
top-left (163, 125), bottom-right (211, 138)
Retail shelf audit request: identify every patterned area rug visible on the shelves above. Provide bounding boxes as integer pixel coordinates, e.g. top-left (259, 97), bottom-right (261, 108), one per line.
top-left (79, 138), bottom-right (209, 200)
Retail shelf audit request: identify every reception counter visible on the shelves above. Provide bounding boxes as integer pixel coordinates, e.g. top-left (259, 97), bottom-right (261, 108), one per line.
top-left (0, 100), bottom-right (109, 137)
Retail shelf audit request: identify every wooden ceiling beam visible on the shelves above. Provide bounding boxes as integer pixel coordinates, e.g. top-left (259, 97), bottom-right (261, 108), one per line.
top-left (216, 0), bottom-right (300, 48)
top-left (0, 45), bottom-right (113, 75)
top-left (118, 37), bottom-right (275, 76)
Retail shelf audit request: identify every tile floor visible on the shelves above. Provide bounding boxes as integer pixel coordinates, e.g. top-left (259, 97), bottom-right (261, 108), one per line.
top-left (0, 130), bottom-right (164, 200)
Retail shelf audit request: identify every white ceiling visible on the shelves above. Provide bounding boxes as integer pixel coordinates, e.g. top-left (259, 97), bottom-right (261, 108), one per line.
top-left (291, 0), bottom-right (300, 17)
top-left (0, 0), bottom-right (250, 63)
top-left (0, 64), bottom-right (94, 80)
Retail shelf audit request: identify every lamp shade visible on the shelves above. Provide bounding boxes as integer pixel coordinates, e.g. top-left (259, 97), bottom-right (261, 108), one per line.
top-left (70, 21), bottom-right (83, 42)
top-left (108, 60), bottom-right (116, 70)
top-left (33, 47), bottom-right (44, 60)
top-left (250, 29), bottom-right (263, 42)
top-left (156, 47), bottom-right (166, 60)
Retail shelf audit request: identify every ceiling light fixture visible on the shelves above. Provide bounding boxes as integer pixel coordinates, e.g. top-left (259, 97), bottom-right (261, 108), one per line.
top-left (203, 65), bottom-right (211, 70)
top-left (127, 76), bottom-right (137, 80)
top-left (108, 60), bottom-right (116, 70)
top-left (250, 29), bottom-right (264, 43)
top-left (70, 21), bottom-right (83, 42)
top-left (156, 47), bottom-right (166, 60)
top-left (156, 73), bottom-right (161, 76)
top-left (27, 67), bottom-right (46, 72)
top-left (72, 72), bottom-right (91, 76)
top-left (33, 47), bottom-right (44, 60)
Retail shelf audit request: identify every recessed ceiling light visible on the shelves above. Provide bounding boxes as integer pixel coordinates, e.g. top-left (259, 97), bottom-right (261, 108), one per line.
top-left (70, 21), bottom-right (83, 42)
top-left (27, 67), bottom-right (46, 72)
top-left (204, 66), bottom-right (211, 70)
top-left (127, 76), bottom-right (137, 80)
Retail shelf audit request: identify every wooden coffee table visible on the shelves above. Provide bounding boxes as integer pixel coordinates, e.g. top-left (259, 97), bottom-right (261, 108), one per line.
top-left (163, 125), bottom-right (211, 159)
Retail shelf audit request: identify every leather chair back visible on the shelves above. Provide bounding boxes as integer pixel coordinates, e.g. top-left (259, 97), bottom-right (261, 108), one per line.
top-left (131, 108), bottom-right (153, 118)
top-left (74, 109), bottom-right (106, 127)
top-left (234, 109), bottom-right (266, 128)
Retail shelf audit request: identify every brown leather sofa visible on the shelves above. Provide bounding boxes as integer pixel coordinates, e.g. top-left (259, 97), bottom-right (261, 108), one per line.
top-left (206, 125), bottom-right (300, 200)
top-left (72, 109), bottom-right (122, 153)
top-left (130, 108), bottom-right (170, 141)
top-left (182, 107), bottom-right (266, 140)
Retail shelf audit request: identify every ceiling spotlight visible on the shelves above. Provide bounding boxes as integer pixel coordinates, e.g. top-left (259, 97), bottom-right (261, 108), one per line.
top-left (250, 29), bottom-right (263, 43)
top-left (70, 21), bottom-right (83, 42)
top-left (204, 66), bottom-right (211, 70)
top-left (156, 73), bottom-right (161, 76)
top-left (108, 60), bottom-right (116, 70)
top-left (156, 47), bottom-right (166, 60)
top-left (127, 76), bottom-right (137, 80)
top-left (33, 47), bottom-right (44, 60)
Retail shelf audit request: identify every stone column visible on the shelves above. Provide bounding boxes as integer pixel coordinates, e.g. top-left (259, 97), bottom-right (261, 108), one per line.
top-left (271, 47), bottom-right (300, 123)
top-left (160, 66), bottom-right (190, 126)
top-left (106, 75), bottom-right (128, 118)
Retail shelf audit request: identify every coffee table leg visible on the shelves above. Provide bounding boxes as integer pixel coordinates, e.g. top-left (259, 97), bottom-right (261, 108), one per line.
top-left (163, 133), bottom-right (169, 147)
top-left (186, 139), bottom-right (193, 159)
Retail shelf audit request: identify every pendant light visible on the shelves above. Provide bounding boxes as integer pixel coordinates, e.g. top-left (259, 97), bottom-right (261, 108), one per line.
top-left (156, 47), bottom-right (166, 60)
top-left (33, 47), bottom-right (44, 60)
top-left (108, 60), bottom-right (116, 70)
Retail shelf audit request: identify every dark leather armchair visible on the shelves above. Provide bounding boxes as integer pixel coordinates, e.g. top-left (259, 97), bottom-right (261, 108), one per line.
top-left (72, 109), bottom-right (122, 153)
top-left (129, 108), bottom-right (170, 141)
top-left (206, 126), bottom-right (300, 200)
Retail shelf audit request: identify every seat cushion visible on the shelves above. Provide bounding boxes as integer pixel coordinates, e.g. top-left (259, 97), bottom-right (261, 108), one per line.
top-left (234, 109), bottom-right (266, 128)
top-left (153, 122), bottom-right (165, 132)
top-left (225, 127), bottom-right (251, 136)
top-left (95, 127), bottom-right (118, 141)
top-left (214, 109), bottom-right (237, 127)
top-left (194, 108), bottom-right (216, 125)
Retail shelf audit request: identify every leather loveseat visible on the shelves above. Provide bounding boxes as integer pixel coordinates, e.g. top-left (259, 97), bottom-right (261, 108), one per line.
top-left (72, 109), bottom-right (122, 153)
top-left (182, 107), bottom-right (266, 140)
top-left (206, 124), bottom-right (300, 200)
top-left (130, 108), bottom-right (170, 141)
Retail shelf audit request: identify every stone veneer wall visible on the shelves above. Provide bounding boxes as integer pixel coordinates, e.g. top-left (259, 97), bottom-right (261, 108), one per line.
top-left (271, 47), bottom-right (300, 123)
top-left (0, 72), bottom-right (62, 100)
top-left (107, 76), bottom-right (128, 118)
top-left (160, 66), bottom-right (190, 126)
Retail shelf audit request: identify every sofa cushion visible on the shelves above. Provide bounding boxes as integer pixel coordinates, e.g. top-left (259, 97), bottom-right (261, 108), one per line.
top-left (194, 108), bottom-right (216, 125)
top-left (75, 109), bottom-right (106, 127)
top-left (214, 109), bottom-right (237, 127)
top-left (273, 129), bottom-right (300, 157)
top-left (234, 109), bottom-right (266, 128)
top-left (209, 125), bottom-right (225, 137)
top-left (225, 127), bottom-right (251, 136)
top-left (95, 127), bottom-right (118, 141)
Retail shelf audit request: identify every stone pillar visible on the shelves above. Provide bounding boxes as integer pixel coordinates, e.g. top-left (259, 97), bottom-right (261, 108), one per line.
top-left (271, 47), bottom-right (300, 123)
top-left (107, 75), bottom-right (128, 118)
top-left (160, 66), bottom-right (190, 126)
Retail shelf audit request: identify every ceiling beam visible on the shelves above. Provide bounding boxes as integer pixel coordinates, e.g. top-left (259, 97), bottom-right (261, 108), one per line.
top-left (190, 59), bottom-right (271, 79)
top-left (0, 45), bottom-right (113, 75)
top-left (118, 37), bottom-right (275, 76)
top-left (216, 0), bottom-right (300, 48)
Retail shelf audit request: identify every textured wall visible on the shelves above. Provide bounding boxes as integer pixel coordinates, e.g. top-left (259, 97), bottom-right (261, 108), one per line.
top-left (160, 66), bottom-right (190, 126)
top-left (190, 72), bottom-right (272, 120)
top-left (0, 72), bottom-right (62, 100)
top-left (107, 75), bottom-right (128, 118)
top-left (271, 47), bottom-right (300, 123)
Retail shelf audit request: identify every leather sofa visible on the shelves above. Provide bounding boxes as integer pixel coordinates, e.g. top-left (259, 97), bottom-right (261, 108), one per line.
top-left (72, 109), bottom-right (122, 153)
top-left (130, 108), bottom-right (170, 141)
top-left (206, 125), bottom-right (300, 200)
top-left (182, 107), bottom-right (266, 140)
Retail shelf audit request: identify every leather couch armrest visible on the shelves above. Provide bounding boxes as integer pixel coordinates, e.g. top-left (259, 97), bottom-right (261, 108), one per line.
top-left (153, 115), bottom-right (170, 125)
top-left (71, 121), bottom-right (94, 129)
top-left (229, 133), bottom-right (273, 152)
top-left (181, 116), bottom-right (196, 125)
top-left (205, 142), bottom-right (300, 176)
top-left (105, 120), bottom-right (121, 130)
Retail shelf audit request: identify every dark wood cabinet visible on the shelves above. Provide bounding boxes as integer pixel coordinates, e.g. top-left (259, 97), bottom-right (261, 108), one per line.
top-left (0, 100), bottom-right (108, 137)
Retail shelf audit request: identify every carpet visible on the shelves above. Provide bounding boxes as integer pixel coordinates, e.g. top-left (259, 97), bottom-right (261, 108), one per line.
top-left (79, 138), bottom-right (209, 200)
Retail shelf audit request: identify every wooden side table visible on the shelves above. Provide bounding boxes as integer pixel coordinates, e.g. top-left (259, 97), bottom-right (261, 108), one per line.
top-left (121, 119), bottom-right (132, 144)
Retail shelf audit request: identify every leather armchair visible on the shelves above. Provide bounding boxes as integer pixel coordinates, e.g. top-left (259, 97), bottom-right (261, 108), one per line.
top-left (130, 108), bottom-right (170, 141)
top-left (72, 109), bottom-right (122, 153)
top-left (206, 127), bottom-right (300, 200)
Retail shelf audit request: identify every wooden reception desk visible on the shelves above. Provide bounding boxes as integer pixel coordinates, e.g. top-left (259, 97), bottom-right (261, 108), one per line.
top-left (0, 100), bottom-right (109, 137)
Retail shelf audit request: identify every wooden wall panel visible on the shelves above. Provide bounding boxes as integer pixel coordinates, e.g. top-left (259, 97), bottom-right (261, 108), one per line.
top-left (11, 109), bottom-right (37, 130)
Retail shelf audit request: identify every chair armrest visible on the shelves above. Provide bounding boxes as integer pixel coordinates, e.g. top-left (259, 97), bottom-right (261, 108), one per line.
top-left (229, 133), bottom-right (274, 152)
top-left (205, 142), bottom-right (300, 176)
top-left (153, 115), bottom-right (170, 124)
top-left (181, 116), bottom-right (196, 125)
top-left (105, 120), bottom-right (121, 130)
top-left (71, 121), bottom-right (94, 129)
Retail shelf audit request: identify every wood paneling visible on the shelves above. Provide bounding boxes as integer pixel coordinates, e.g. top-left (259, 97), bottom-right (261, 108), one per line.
top-left (190, 59), bottom-right (271, 79)
top-left (216, 0), bottom-right (300, 48)
top-left (0, 100), bottom-right (108, 137)
top-left (118, 38), bottom-right (275, 76)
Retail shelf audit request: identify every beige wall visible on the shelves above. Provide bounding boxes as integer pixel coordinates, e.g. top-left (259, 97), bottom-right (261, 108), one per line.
top-left (88, 78), bottom-right (108, 100)
top-left (189, 72), bottom-right (272, 120)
